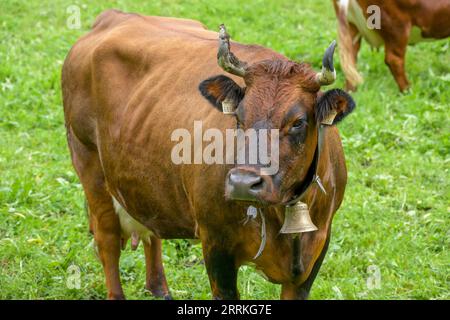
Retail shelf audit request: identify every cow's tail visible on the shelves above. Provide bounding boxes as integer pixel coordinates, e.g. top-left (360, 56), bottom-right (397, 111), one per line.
top-left (335, 0), bottom-right (363, 87)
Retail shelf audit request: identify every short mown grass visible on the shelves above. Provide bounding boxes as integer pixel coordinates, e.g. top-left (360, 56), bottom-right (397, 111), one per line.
top-left (0, 0), bottom-right (448, 299)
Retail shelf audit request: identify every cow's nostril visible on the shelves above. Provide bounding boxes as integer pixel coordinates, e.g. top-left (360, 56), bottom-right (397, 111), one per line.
top-left (249, 177), bottom-right (264, 191)
top-left (227, 169), bottom-right (267, 202)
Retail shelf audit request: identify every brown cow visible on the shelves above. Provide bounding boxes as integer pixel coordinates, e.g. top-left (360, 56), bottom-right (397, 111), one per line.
top-left (62, 9), bottom-right (355, 300)
top-left (334, 0), bottom-right (450, 92)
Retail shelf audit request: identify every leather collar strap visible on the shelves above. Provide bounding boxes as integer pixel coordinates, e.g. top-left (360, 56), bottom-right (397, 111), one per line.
top-left (285, 123), bottom-right (329, 207)
top-left (249, 123), bottom-right (330, 260)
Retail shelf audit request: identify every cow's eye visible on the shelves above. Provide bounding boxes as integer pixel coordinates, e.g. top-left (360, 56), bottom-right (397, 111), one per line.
top-left (290, 118), bottom-right (306, 133)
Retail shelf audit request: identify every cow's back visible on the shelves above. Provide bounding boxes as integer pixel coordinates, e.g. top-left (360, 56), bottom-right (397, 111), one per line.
top-left (62, 10), bottom-right (274, 146)
top-left (63, 10), bottom-right (215, 144)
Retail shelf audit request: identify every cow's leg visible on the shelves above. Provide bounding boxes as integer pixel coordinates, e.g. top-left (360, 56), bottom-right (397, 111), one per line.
top-left (383, 28), bottom-right (410, 92)
top-left (345, 23), bottom-right (362, 92)
top-left (280, 234), bottom-right (331, 300)
top-left (143, 237), bottom-right (172, 299)
top-left (68, 131), bottom-right (124, 300)
top-left (202, 240), bottom-right (239, 300)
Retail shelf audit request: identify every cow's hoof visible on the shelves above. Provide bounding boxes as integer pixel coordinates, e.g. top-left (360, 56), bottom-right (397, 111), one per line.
top-left (108, 293), bottom-right (125, 300)
top-left (146, 285), bottom-right (172, 300)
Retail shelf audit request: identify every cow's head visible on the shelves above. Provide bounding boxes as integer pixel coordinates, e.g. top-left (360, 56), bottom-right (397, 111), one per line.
top-left (199, 25), bottom-right (355, 206)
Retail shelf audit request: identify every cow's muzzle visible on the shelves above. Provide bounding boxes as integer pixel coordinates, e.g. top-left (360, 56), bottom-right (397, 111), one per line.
top-left (225, 167), bottom-right (277, 204)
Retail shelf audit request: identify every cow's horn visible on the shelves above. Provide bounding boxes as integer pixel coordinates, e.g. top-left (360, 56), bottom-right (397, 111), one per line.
top-left (217, 24), bottom-right (247, 77)
top-left (316, 40), bottom-right (337, 86)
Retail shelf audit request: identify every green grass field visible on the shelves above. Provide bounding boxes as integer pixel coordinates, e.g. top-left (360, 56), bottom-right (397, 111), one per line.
top-left (0, 0), bottom-right (449, 299)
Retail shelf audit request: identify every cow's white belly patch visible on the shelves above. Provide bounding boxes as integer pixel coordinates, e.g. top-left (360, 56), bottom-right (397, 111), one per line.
top-left (340, 0), bottom-right (384, 48)
top-left (112, 197), bottom-right (154, 245)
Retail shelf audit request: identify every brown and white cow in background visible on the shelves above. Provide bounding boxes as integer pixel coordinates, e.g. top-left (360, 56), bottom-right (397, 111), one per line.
top-left (334, 0), bottom-right (450, 92)
top-left (62, 10), bottom-right (355, 300)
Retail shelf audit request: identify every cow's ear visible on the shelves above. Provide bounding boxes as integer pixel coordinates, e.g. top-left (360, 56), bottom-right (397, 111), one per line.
top-left (199, 75), bottom-right (245, 114)
top-left (315, 89), bottom-right (355, 125)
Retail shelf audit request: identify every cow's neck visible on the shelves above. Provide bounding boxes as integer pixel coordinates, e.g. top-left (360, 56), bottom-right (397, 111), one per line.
top-left (285, 124), bottom-right (328, 207)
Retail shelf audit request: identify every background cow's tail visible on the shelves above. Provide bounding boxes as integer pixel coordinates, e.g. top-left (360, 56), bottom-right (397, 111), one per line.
top-left (334, 0), bottom-right (363, 88)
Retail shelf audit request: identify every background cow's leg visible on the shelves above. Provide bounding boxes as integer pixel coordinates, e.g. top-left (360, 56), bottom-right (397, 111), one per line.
top-left (143, 237), bottom-right (171, 299)
top-left (345, 23), bottom-right (362, 92)
top-left (68, 132), bottom-right (124, 300)
top-left (202, 241), bottom-right (239, 300)
top-left (383, 27), bottom-right (411, 92)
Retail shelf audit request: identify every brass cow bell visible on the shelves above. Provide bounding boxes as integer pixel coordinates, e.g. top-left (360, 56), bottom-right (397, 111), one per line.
top-left (280, 202), bottom-right (318, 234)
